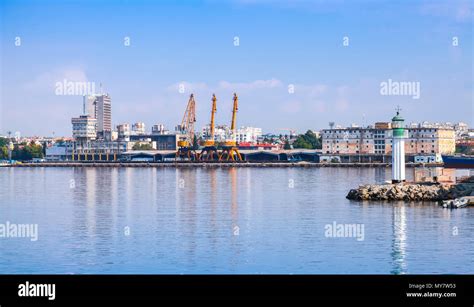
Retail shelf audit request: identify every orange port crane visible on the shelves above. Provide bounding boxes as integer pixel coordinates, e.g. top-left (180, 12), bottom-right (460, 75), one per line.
top-left (199, 94), bottom-right (219, 160)
top-left (219, 93), bottom-right (242, 161)
top-left (176, 94), bottom-right (197, 160)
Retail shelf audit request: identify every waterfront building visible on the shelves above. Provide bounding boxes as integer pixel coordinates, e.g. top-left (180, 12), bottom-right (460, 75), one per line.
top-left (68, 140), bottom-right (131, 161)
top-left (45, 144), bottom-right (67, 161)
top-left (391, 111), bottom-right (406, 183)
top-left (71, 115), bottom-right (97, 141)
top-left (129, 134), bottom-right (180, 150)
top-left (321, 122), bottom-right (455, 155)
top-left (235, 126), bottom-right (262, 143)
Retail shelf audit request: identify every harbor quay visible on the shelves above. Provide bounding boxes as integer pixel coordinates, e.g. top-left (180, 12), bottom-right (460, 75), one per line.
top-left (9, 161), bottom-right (443, 168)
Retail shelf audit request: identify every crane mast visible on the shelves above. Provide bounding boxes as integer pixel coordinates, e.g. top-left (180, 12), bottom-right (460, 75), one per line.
top-left (209, 94), bottom-right (217, 144)
top-left (199, 94), bottom-right (219, 160)
top-left (180, 94), bottom-right (196, 145)
top-left (230, 93), bottom-right (238, 140)
top-left (219, 93), bottom-right (242, 161)
top-left (176, 94), bottom-right (197, 160)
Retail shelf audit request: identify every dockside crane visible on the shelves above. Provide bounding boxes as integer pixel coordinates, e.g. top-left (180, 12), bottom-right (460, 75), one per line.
top-left (199, 94), bottom-right (219, 160)
top-left (219, 93), bottom-right (242, 161)
top-left (176, 94), bottom-right (197, 160)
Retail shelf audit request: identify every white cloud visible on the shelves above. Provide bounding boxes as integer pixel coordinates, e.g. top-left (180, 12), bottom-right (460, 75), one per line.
top-left (23, 68), bottom-right (89, 93)
top-left (218, 78), bottom-right (283, 91)
top-left (419, 0), bottom-right (473, 22)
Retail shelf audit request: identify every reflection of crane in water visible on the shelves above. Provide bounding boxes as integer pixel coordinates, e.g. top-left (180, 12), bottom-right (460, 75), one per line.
top-left (391, 204), bottom-right (407, 274)
top-left (230, 168), bottom-right (238, 224)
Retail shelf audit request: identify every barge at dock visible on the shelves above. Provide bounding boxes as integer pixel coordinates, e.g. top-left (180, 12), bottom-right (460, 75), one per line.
top-left (442, 155), bottom-right (474, 169)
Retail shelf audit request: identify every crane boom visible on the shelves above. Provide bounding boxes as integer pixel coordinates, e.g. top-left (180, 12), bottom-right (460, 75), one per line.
top-left (209, 94), bottom-right (217, 141)
top-left (199, 94), bottom-right (219, 160)
top-left (231, 93), bottom-right (238, 132)
top-left (180, 94), bottom-right (196, 144)
top-left (219, 93), bottom-right (242, 161)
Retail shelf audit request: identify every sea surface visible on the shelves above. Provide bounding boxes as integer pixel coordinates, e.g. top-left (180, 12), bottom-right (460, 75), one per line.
top-left (0, 167), bottom-right (473, 274)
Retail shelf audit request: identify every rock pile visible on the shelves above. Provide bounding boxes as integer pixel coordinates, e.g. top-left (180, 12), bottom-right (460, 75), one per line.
top-left (346, 183), bottom-right (474, 201)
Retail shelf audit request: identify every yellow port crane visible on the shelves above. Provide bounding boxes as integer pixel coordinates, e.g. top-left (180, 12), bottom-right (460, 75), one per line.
top-left (219, 93), bottom-right (242, 161)
top-left (176, 94), bottom-right (197, 160)
top-left (199, 94), bottom-right (219, 160)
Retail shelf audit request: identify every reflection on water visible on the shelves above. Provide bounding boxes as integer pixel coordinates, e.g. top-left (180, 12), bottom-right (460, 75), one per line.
top-left (391, 205), bottom-right (407, 275)
top-left (0, 167), bottom-right (473, 274)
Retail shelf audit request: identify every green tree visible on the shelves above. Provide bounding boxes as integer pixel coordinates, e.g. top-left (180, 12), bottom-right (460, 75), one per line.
top-left (0, 146), bottom-right (7, 159)
top-left (283, 140), bottom-right (291, 150)
top-left (132, 143), bottom-right (153, 150)
top-left (0, 137), bottom-right (8, 147)
top-left (11, 142), bottom-right (44, 161)
top-left (292, 130), bottom-right (321, 149)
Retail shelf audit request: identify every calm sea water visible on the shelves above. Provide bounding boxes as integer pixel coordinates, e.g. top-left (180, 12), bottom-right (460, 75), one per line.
top-left (0, 167), bottom-right (473, 274)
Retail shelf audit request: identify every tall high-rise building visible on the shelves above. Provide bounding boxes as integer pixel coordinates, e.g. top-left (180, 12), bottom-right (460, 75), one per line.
top-left (72, 90), bottom-right (112, 144)
top-left (74, 93), bottom-right (112, 140)
top-left (93, 94), bottom-right (112, 139)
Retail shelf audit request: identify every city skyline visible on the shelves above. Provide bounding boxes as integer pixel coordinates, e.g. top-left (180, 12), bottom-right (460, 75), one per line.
top-left (1, 0), bottom-right (472, 136)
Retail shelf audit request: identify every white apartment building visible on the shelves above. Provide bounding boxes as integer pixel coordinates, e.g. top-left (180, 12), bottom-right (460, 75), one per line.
top-left (236, 126), bottom-right (262, 143)
top-left (71, 115), bottom-right (97, 140)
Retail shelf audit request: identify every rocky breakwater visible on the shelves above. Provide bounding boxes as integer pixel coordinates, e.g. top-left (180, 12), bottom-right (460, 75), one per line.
top-left (346, 182), bottom-right (474, 202)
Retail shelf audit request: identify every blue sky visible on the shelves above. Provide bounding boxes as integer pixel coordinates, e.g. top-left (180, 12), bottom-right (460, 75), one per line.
top-left (0, 0), bottom-right (472, 136)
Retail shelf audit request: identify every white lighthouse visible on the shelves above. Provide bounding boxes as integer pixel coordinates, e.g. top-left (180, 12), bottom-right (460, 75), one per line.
top-left (391, 109), bottom-right (406, 183)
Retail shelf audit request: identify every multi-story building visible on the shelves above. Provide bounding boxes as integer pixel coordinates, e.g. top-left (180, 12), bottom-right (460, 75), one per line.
top-left (152, 124), bottom-right (168, 135)
top-left (322, 122), bottom-right (455, 155)
top-left (236, 126), bottom-right (262, 143)
top-left (201, 124), bottom-right (229, 142)
top-left (454, 122), bottom-right (469, 139)
top-left (132, 122), bottom-right (146, 135)
top-left (117, 123), bottom-right (131, 141)
top-left (71, 115), bottom-right (97, 141)
top-left (201, 125), bottom-right (262, 143)
top-left (92, 94), bottom-right (112, 139)
top-left (76, 94), bottom-right (112, 140)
